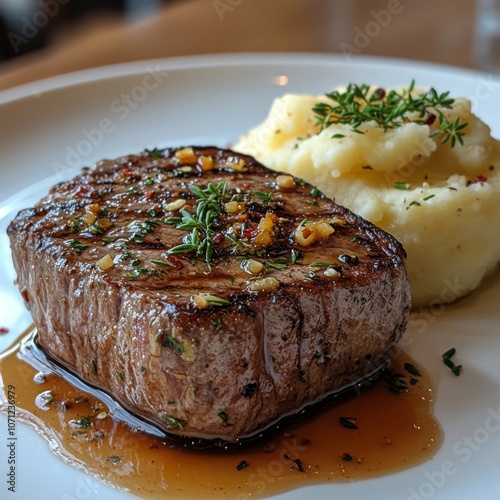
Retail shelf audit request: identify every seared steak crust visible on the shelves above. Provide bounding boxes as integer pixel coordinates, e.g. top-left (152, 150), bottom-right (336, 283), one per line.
top-left (8, 146), bottom-right (411, 442)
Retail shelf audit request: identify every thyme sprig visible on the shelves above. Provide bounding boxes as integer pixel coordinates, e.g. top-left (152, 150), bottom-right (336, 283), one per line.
top-left (312, 80), bottom-right (467, 147)
top-left (166, 181), bottom-right (228, 270)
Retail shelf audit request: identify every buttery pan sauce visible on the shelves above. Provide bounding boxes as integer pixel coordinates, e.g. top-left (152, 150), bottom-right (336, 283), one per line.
top-left (0, 330), bottom-right (441, 499)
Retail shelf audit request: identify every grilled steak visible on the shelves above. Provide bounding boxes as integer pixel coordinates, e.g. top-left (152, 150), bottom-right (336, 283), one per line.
top-left (8, 146), bottom-right (411, 443)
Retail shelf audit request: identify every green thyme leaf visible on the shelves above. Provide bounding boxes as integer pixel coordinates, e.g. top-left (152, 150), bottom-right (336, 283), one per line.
top-left (161, 335), bottom-right (185, 354)
top-left (68, 239), bottom-right (89, 255)
top-left (442, 347), bottom-right (462, 376)
top-left (163, 414), bottom-right (187, 430)
top-left (203, 294), bottom-right (232, 307)
top-left (145, 147), bottom-right (165, 159)
top-left (394, 181), bottom-right (409, 190)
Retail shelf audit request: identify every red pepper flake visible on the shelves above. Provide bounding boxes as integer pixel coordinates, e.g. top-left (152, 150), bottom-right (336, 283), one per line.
top-left (468, 175), bottom-right (488, 185)
top-left (212, 233), bottom-right (224, 244)
top-left (145, 191), bottom-right (153, 200)
top-left (73, 185), bottom-right (95, 198)
top-left (121, 167), bottom-right (136, 176)
top-left (166, 255), bottom-right (184, 269)
top-left (372, 87), bottom-right (386, 100)
top-left (425, 112), bottom-right (436, 126)
top-left (0, 327), bottom-right (9, 335)
top-left (243, 228), bottom-right (259, 239)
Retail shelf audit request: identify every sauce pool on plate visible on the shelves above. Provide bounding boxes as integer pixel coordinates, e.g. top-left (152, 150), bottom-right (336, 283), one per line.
top-left (0, 328), bottom-right (441, 499)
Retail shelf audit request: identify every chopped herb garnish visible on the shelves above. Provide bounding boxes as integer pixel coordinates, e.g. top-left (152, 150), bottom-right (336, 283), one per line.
top-left (129, 219), bottom-right (159, 243)
top-left (76, 416), bottom-right (92, 428)
top-left (88, 224), bottom-right (106, 235)
top-left (406, 200), bottom-right (422, 210)
top-left (128, 186), bottom-right (140, 195)
top-left (217, 409), bottom-right (229, 423)
top-left (265, 262), bottom-right (287, 270)
top-left (151, 259), bottom-right (172, 267)
top-left (442, 347), bottom-right (462, 376)
top-left (140, 365), bottom-right (147, 373)
top-left (131, 259), bottom-right (142, 267)
top-left (200, 294), bottom-right (232, 306)
top-left (102, 237), bottom-right (116, 243)
top-left (120, 251), bottom-right (133, 261)
top-left (290, 249), bottom-right (299, 264)
top-left (163, 414), bottom-right (187, 430)
top-left (145, 147), bottom-right (165, 159)
top-left (394, 181), bottom-right (409, 190)
top-left (253, 190), bottom-right (274, 204)
top-left (404, 362), bottom-right (421, 377)
top-left (308, 262), bottom-right (330, 268)
top-left (312, 81), bottom-right (468, 147)
top-left (236, 460), bottom-right (250, 471)
top-left (310, 186), bottom-right (320, 197)
top-left (158, 334), bottom-right (185, 354)
top-left (339, 416), bottom-right (358, 429)
top-left (127, 268), bottom-right (148, 279)
top-left (72, 217), bottom-right (83, 233)
top-left (147, 207), bottom-right (160, 217)
top-left (423, 194), bottom-right (435, 201)
top-left (68, 239), bottom-right (89, 255)
top-left (117, 371), bottom-right (124, 380)
top-left (90, 359), bottom-right (97, 375)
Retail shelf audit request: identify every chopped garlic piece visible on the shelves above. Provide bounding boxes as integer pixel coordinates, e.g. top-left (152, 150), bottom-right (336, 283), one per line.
top-left (248, 277), bottom-right (280, 292)
top-left (97, 254), bottom-right (114, 270)
top-left (324, 267), bottom-right (340, 278)
top-left (175, 147), bottom-right (196, 164)
top-left (225, 201), bottom-right (245, 214)
top-left (242, 259), bottom-right (264, 275)
top-left (197, 155), bottom-right (214, 171)
top-left (83, 213), bottom-right (97, 225)
top-left (165, 199), bottom-right (186, 212)
top-left (276, 175), bottom-right (296, 191)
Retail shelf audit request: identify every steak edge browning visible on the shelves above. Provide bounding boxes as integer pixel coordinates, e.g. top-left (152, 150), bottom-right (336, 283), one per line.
top-left (8, 146), bottom-right (411, 442)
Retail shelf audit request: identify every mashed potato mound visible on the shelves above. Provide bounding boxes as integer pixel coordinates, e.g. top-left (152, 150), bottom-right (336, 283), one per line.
top-left (235, 87), bottom-right (500, 308)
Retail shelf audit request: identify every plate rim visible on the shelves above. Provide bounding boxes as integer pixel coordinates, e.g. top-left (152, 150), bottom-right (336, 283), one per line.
top-left (0, 51), bottom-right (491, 106)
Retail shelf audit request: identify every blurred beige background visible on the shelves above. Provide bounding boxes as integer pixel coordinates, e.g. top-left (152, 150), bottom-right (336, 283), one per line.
top-left (0, 0), bottom-right (482, 91)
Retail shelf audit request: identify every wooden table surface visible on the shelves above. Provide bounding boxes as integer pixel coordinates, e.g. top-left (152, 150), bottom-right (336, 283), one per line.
top-left (0, 0), bottom-right (480, 92)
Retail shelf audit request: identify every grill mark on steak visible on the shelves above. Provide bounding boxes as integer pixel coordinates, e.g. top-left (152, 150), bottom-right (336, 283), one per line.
top-left (8, 146), bottom-right (411, 443)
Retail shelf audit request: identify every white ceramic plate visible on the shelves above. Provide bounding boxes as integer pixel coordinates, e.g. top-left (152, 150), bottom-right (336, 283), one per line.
top-left (1, 53), bottom-right (500, 500)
